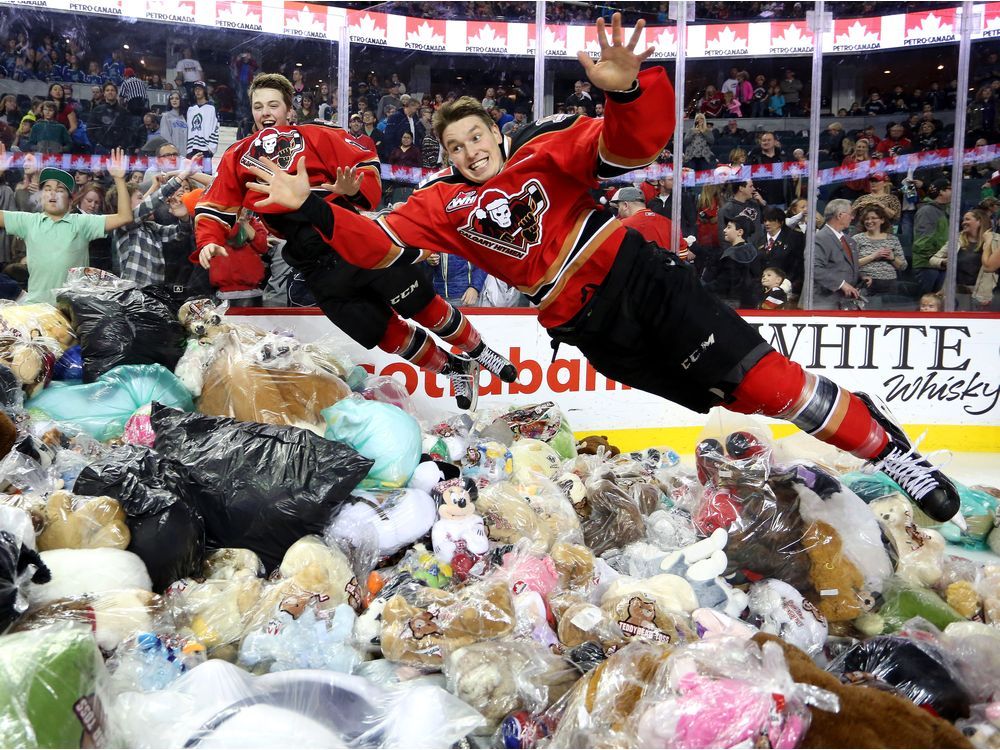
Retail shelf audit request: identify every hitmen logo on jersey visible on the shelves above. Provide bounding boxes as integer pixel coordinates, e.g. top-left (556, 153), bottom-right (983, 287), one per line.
top-left (240, 127), bottom-right (306, 174)
top-left (457, 180), bottom-right (549, 260)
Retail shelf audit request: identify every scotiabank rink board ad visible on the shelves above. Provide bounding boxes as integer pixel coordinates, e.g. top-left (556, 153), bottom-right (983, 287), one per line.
top-left (230, 311), bottom-right (1000, 452)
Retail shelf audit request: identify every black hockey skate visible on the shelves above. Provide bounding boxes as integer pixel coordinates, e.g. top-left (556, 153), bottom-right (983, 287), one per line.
top-left (444, 353), bottom-right (479, 411)
top-left (857, 392), bottom-right (963, 525)
top-left (470, 342), bottom-right (517, 383)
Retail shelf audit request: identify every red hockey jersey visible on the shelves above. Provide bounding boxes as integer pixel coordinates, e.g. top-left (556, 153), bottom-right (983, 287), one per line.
top-left (194, 122), bottom-right (381, 249)
top-left (296, 67), bottom-right (675, 328)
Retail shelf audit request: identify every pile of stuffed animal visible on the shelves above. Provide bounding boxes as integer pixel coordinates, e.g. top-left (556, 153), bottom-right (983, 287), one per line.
top-left (0, 275), bottom-right (998, 749)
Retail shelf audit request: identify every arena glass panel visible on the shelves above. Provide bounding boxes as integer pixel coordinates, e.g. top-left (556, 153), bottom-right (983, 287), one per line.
top-left (805, 1), bottom-right (961, 312)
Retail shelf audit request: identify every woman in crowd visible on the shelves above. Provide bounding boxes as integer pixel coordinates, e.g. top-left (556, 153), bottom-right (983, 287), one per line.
top-left (48, 82), bottom-right (77, 137)
top-left (932, 208), bottom-right (1000, 310)
top-left (71, 181), bottom-right (112, 271)
top-left (683, 112), bottom-right (715, 171)
top-left (851, 201), bottom-right (907, 298)
top-left (160, 91), bottom-right (188, 155)
top-left (915, 120), bottom-right (940, 151)
top-left (388, 131), bottom-right (422, 169)
top-left (839, 138), bottom-right (872, 201)
top-left (0, 95), bottom-right (21, 128)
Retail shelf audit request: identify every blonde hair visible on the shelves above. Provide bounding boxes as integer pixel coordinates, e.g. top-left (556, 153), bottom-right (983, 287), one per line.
top-left (919, 293), bottom-right (944, 311)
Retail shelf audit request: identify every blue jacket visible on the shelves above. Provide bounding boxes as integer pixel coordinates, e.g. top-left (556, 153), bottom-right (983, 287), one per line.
top-left (429, 253), bottom-right (487, 301)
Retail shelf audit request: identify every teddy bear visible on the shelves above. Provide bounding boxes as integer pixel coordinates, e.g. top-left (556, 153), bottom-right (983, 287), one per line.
top-left (510, 438), bottom-right (563, 483)
top-left (547, 640), bottom-right (673, 748)
top-left (445, 640), bottom-right (578, 729)
top-left (273, 535), bottom-right (358, 611)
top-left (578, 478), bottom-right (647, 556)
top-left (575, 435), bottom-right (620, 457)
top-left (658, 528), bottom-right (749, 618)
top-left (477, 482), bottom-right (553, 553)
top-left (551, 592), bottom-right (628, 653)
top-left (36, 490), bottom-right (130, 552)
top-left (514, 478), bottom-right (584, 549)
top-left (550, 541), bottom-right (596, 592)
top-left (801, 519), bottom-right (874, 622)
top-left (870, 493), bottom-right (946, 588)
top-left (753, 633), bottom-right (972, 749)
top-left (431, 477), bottom-right (489, 580)
top-left (0, 336), bottom-right (57, 398)
top-left (379, 576), bottom-right (515, 668)
top-left (746, 578), bottom-right (828, 656)
top-left (177, 298), bottom-right (231, 341)
top-left (0, 303), bottom-right (75, 349)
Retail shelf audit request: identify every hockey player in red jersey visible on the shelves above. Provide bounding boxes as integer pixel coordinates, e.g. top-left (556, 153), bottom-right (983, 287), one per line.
top-left (242, 16), bottom-right (962, 525)
top-left (193, 73), bottom-right (516, 410)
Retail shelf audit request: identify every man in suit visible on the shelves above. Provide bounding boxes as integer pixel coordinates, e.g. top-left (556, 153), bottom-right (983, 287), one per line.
top-left (647, 174), bottom-right (697, 236)
top-left (759, 205), bottom-right (804, 294)
top-left (813, 198), bottom-right (871, 309)
top-left (384, 98), bottom-right (425, 154)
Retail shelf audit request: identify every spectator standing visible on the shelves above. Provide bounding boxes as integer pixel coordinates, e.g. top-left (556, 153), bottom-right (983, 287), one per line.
top-left (425, 251), bottom-right (486, 307)
top-left (915, 121), bottom-right (940, 151)
top-left (28, 101), bottom-right (71, 154)
top-left (481, 87), bottom-right (496, 111)
top-left (818, 121), bottom-right (845, 162)
top-left (720, 66), bottom-right (740, 97)
top-left (647, 173), bottom-right (697, 236)
top-left (750, 74), bottom-right (768, 117)
top-left (0, 148), bottom-right (132, 302)
top-left (48, 83), bottom-right (78, 137)
top-left (813, 199), bottom-right (871, 309)
top-left (385, 98), bottom-right (424, 154)
top-left (102, 49), bottom-right (124, 85)
top-left (71, 181), bottom-right (112, 271)
top-left (839, 139), bottom-right (873, 200)
top-left (0, 96), bottom-right (22, 128)
top-left (852, 203), bottom-right (907, 297)
top-left (377, 84), bottom-right (403, 121)
top-left (912, 177), bottom-right (951, 294)
top-left (683, 113), bottom-right (715, 171)
top-left (699, 84), bottom-right (724, 117)
top-left (610, 186), bottom-right (691, 261)
top-left (360, 110), bottom-right (383, 154)
top-left (186, 82), bottom-right (219, 171)
top-left (735, 71), bottom-right (753, 116)
top-left (968, 85), bottom-right (998, 144)
top-left (230, 51), bottom-right (257, 122)
top-left (747, 131), bottom-right (787, 207)
top-left (347, 114), bottom-right (376, 153)
top-left (718, 178), bottom-right (766, 248)
top-left (175, 48), bottom-right (203, 100)
top-left (87, 82), bottom-right (129, 155)
top-left (421, 128), bottom-right (441, 169)
top-left (388, 131), bottom-right (422, 169)
top-left (767, 81), bottom-right (785, 117)
top-left (501, 110), bottom-right (528, 137)
top-left (355, 82), bottom-right (378, 112)
top-left (759, 205), bottom-right (804, 294)
top-left (161, 91), bottom-right (188, 155)
top-left (564, 80), bottom-right (594, 116)
top-left (862, 91), bottom-right (887, 116)
top-left (778, 69), bottom-right (803, 116)
top-left (119, 67), bottom-right (149, 115)
top-left (704, 215), bottom-right (762, 309)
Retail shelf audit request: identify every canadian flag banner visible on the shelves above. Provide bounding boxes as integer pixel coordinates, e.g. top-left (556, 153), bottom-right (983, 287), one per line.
top-left (14, 1), bottom-right (997, 54)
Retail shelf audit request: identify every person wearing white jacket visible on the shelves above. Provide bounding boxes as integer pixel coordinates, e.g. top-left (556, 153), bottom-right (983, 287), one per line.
top-left (186, 82), bottom-right (218, 173)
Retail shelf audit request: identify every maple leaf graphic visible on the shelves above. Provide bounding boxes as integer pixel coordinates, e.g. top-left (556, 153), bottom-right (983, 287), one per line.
top-left (288, 8), bottom-right (324, 31)
top-left (706, 26), bottom-right (747, 49)
top-left (907, 12), bottom-right (954, 37)
top-left (544, 27), bottom-right (565, 48)
top-left (149, 0), bottom-right (193, 13)
top-left (774, 23), bottom-right (811, 46)
top-left (653, 28), bottom-right (677, 49)
top-left (408, 21), bottom-right (444, 45)
top-left (469, 24), bottom-right (506, 47)
top-left (987, 15), bottom-right (1000, 30)
top-left (835, 21), bottom-right (879, 45)
top-left (219, 2), bottom-right (260, 23)
top-left (350, 13), bottom-right (386, 38)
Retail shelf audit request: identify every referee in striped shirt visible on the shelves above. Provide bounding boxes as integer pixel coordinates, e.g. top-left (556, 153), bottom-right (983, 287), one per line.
top-left (119, 67), bottom-right (148, 114)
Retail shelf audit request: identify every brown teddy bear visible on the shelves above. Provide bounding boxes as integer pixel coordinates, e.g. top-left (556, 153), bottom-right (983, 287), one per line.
top-left (36, 490), bottom-right (131, 552)
top-left (0, 303), bottom-right (76, 349)
top-left (575, 435), bottom-right (620, 457)
top-left (753, 633), bottom-right (972, 748)
top-left (379, 577), bottom-right (515, 668)
top-left (550, 541), bottom-right (596, 592)
top-left (477, 484), bottom-right (553, 552)
top-left (802, 519), bottom-right (872, 623)
top-left (578, 478), bottom-right (646, 555)
top-left (552, 592), bottom-right (627, 653)
top-left (0, 336), bottom-right (56, 397)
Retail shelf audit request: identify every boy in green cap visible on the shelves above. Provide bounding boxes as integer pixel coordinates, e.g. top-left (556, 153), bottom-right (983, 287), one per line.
top-left (0, 145), bottom-right (133, 302)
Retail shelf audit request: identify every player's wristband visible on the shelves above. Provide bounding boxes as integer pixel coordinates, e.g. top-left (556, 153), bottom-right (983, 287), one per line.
top-left (606, 79), bottom-right (641, 104)
top-left (300, 192), bottom-right (335, 239)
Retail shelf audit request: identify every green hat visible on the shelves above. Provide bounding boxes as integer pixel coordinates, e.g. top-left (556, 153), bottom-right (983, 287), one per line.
top-left (39, 167), bottom-right (75, 194)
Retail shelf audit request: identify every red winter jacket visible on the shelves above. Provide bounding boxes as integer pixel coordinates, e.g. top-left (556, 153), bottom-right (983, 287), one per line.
top-left (189, 216), bottom-right (269, 292)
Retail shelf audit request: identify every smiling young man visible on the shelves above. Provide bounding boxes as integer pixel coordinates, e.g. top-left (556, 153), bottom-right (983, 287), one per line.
top-left (194, 73), bottom-right (515, 410)
top-left (244, 15), bottom-right (962, 524)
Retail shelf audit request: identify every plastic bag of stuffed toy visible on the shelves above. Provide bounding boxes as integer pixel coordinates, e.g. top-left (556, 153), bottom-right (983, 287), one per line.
top-left (0, 505), bottom-right (50, 633)
top-left (327, 486), bottom-right (437, 559)
top-left (197, 328), bottom-right (351, 432)
top-left (0, 301), bottom-right (76, 350)
top-left (323, 397), bottom-right (422, 488)
top-left (149, 405), bottom-right (372, 573)
top-left (73, 444), bottom-right (206, 594)
top-left (56, 282), bottom-right (187, 382)
top-left (26, 364), bottom-right (194, 442)
top-left (631, 636), bottom-right (839, 749)
top-left (0, 625), bottom-right (111, 748)
top-left (498, 401), bottom-right (576, 460)
top-left (828, 619), bottom-right (973, 722)
top-left (443, 639), bottom-right (578, 731)
top-left (105, 657), bottom-right (485, 749)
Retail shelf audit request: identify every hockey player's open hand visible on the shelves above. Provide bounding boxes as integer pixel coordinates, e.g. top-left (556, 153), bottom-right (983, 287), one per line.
top-left (578, 12), bottom-right (653, 93)
top-left (321, 166), bottom-right (363, 197)
top-left (246, 156), bottom-right (310, 211)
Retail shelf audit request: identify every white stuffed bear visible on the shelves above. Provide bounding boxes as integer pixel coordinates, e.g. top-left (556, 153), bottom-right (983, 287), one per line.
top-left (659, 528), bottom-right (749, 618)
top-left (869, 494), bottom-right (946, 587)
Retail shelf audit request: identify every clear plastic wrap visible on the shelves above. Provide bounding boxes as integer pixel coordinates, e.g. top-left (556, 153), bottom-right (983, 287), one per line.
top-left (150, 405), bottom-right (372, 573)
top-left (477, 481), bottom-right (553, 553)
top-left (829, 627), bottom-right (972, 722)
top-left (0, 334), bottom-right (61, 398)
top-left (378, 575), bottom-right (515, 668)
top-left (632, 637), bottom-right (838, 749)
top-left (107, 658), bottom-right (485, 748)
top-left (0, 301), bottom-right (76, 350)
top-left (868, 493), bottom-right (946, 588)
top-left (323, 397), bottom-right (422, 488)
top-left (510, 438), bottom-right (564, 483)
top-left (444, 640), bottom-right (577, 730)
top-left (0, 625), bottom-right (110, 748)
top-left (746, 578), bottom-right (828, 656)
top-left (56, 283), bottom-right (187, 382)
top-left (578, 476), bottom-right (647, 556)
top-left (498, 402), bottom-right (576, 460)
top-left (239, 599), bottom-right (360, 675)
top-left (855, 576), bottom-right (966, 636)
top-left (328, 487), bottom-right (437, 559)
top-left (197, 328), bottom-right (351, 433)
top-left (36, 489), bottom-right (130, 552)
top-left (0, 504), bottom-right (49, 632)
top-left (26, 364), bottom-right (194, 442)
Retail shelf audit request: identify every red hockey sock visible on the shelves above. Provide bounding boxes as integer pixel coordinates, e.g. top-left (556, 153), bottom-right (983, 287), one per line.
top-left (411, 295), bottom-right (483, 354)
top-left (378, 315), bottom-right (449, 374)
top-left (729, 351), bottom-right (888, 459)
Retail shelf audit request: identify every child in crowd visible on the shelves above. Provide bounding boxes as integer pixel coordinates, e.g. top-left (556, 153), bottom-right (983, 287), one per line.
top-left (704, 216), bottom-right (763, 309)
top-left (919, 292), bottom-right (944, 312)
top-left (759, 266), bottom-right (791, 309)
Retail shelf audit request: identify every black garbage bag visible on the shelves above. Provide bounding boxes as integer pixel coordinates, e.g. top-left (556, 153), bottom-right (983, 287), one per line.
top-left (150, 404), bottom-right (373, 572)
top-left (56, 285), bottom-right (187, 382)
top-left (0, 531), bottom-right (50, 633)
top-left (74, 444), bottom-right (206, 593)
top-left (829, 635), bottom-right (972, 721)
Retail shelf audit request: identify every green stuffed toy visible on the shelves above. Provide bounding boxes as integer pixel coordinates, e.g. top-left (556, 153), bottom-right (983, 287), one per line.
top-left (0, 626), bottom-right (107, 748)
